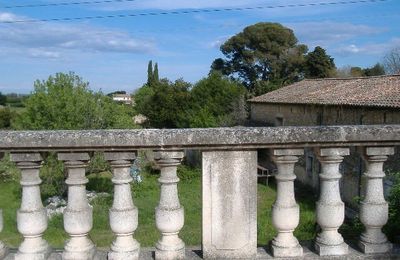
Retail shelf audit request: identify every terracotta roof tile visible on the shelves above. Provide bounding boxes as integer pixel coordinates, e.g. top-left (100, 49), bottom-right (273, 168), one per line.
top-left (248, 75), bottom-right (400, 108)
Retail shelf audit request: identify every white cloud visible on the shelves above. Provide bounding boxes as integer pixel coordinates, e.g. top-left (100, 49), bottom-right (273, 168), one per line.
top-left (286, 21), bottom-right (386, 47)
top-left (0, 12), bottom-right (156, 60)
top-left (334, 38), bottom-right (400, 56)
top-left (0, 12), bottom-right (19, 22)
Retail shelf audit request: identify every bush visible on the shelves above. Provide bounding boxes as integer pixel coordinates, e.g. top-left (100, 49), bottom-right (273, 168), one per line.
top-left (385, 172), bottom-right (400, 242)
top-left (87, 152), bottom-right (110, 175)
top-left (40, 153), bottom-right (66, 200)
top-left (0, 153), bottom-right (20, 182)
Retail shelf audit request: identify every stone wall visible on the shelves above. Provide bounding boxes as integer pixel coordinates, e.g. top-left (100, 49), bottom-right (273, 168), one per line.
top-left (250, 103), bottom-right (400, 126)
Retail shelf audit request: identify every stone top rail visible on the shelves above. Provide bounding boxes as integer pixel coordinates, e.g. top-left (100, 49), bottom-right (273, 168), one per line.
top-left (0, 124), bottom-right (399, 152)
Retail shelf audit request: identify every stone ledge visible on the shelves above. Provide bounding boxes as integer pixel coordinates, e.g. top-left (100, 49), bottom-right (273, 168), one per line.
top-left (0, 125), bottom-right (399, 151)
top-left (3, 243), bottom-right (400, 259)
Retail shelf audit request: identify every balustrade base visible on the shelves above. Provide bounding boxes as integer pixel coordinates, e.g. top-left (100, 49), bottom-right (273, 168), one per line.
top-left (314, 241), bottom-right (348, 256)
top-left (271, 243), bottom-right (303, 257)
top-left (15, 248), bottom-right (52, 260)
top-left (2, 244), bottom-right (400, 259)
top-left (358, 240), bottom-right (393, 254)
top-left (0, 243), bottom-right (7, 259)
top-left (155, 242), bottom-right (186, 260)
top-left (108, 249), bottom-right (140, 260)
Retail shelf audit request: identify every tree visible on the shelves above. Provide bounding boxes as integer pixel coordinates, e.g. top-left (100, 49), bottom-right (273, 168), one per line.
top-left (147, 60), bottom-right (154, 85)
top-left (211, 22), bottom-right (308, 92)
top-left (304, 46), bottom-right (336, 78)
top-left (13, 72), bottom-right (136, 130)
top-left (363, 63), bottom-right (385, 76)
top-left (189, 72), bottom-right (246, 127)
top-left (135, 78), bottom-right (192, 128)
top-left (153, 63), bottom-right (159, 82)
top-left (0, 92), bottom-right (6, 106)
top-left (383, 47), bottom-right (400, 74)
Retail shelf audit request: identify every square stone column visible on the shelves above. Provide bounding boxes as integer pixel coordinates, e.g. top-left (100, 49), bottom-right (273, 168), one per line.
top-left (202, 150), bottom-right (257, 259)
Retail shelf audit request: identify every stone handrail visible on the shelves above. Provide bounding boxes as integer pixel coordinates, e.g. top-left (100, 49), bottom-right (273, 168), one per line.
top-left (0, 125), bottom-right (398, 259)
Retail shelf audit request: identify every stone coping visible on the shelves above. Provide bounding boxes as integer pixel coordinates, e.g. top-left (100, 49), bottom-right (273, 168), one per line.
top-left (0, 125), bottom-right (399, 151)
top-left (3, 243), bottom-right (400, 259)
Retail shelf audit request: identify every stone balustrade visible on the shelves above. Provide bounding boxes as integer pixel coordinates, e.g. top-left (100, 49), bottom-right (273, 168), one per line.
top-left (0, 125), bottom-right (399, 259)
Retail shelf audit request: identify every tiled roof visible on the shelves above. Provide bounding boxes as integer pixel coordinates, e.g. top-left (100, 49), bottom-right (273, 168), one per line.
top-left (248, 75), bottom-right (400, 108)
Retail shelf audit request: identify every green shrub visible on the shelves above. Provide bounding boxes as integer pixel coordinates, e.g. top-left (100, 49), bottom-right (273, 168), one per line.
top-left (385, 172), bottom-right (400, 242)
top-left (87, 152), bottom-right (110, 175)
top-left (0, 153), bottom-right (20, 182)
top-left (40, 153), bottom-right (66, 200)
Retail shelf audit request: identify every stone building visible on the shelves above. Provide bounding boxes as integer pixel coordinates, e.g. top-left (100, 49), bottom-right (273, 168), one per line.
top-left (248, 75), bottom-right (400, 207)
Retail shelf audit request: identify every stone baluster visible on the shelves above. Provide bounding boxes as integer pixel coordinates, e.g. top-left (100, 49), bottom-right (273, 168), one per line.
top-left (0, 209), bottom-right (7, 259)
top-left (271, 149), bottom-right (304, 257)
top-left (358, 147), bottom-right (394, 254)
top-left (10, 153), bottom-right (51, 260)
top-left (104, 152), bottom-right (140, 260)
top-left (58, 153), bottom-right (96, 260)
top-left (154, 151), bottom-right (185, 260)
top-left (314, 148), bottom-right (349, 256)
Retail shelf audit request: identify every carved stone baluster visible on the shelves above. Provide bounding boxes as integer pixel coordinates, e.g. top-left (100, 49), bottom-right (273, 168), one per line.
top-left (154, 151), bottom-right (185, 260)
top-left (58, 153), bottom-right (96, 260)
top-left (10, 153), bottom-right (51, 260)
top-left (314, 148), bottom-right (349, 256)
top-left (104, 152), bottom-right (140, 260)
top-left (0, 209), bottom-right (7, 259)
top-left (359, 147), bottom-right (394, 254)
top-left (271, 149), bottom-right (303, 257)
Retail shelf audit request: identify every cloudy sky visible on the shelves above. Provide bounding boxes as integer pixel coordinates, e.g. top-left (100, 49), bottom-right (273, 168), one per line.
top-left (0, 0), bottom-right (399, 93)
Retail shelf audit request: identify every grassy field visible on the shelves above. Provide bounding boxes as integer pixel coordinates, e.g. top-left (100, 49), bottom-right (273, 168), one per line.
top-left (0, 166), bottom-right (349, 250)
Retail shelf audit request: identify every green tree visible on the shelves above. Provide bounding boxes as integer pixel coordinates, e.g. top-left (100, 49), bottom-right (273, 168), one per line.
top-left (135, 78), bottom-right (192, 128)
top-left (189, 72), bottom-right (245, 127)
top-left (0, 108), bottom-right (15, 129)
top-left (0, 92), bottom-right (6, 106)
top-left (13, 72), bottom-right (136, 130)
top-left (212, 22), bottom-right (308, 92)
top-left (304, 46), bottom-right (336, 78)
top-left (147, 60), bottom-right (154, 85)
top-left (363, 63), bottom-right (385, 76)
top-left (154, 63), bottom-right (159, 82)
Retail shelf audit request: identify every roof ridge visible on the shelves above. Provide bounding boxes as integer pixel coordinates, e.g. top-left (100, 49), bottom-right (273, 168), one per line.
top-left (304, 74), bottom-right (400, 81)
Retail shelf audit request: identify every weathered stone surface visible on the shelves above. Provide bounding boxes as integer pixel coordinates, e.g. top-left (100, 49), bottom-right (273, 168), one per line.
top-left (358, 147), bottom-right (394, 254)
top-left (0, 125), bottom-right (399, 151)
top-left (271, 149), bottom-right (304, 257)
top-left (154, 150), bottom-right (185, 260)
top-left (314, 148), bottom-right (349, 256)
top-left (106, 152), bottom-right (140, 260)
top-left (11, 153), bottom-right (51, 260)
top-left (202, 150), bottom-right (257, 259)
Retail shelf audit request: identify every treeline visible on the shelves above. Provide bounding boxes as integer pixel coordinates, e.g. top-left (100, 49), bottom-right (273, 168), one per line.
top-left (135, 62), bottom-right (245, 128)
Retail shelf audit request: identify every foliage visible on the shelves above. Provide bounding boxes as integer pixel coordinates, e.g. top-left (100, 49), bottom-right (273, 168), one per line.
top-left (13, 72), bottom-right (136, 130)
top-left (304, 46), bottom-right (336, 78)
top-left (384, 172), bottom-right (400, 242)
top-left (0, 153), bottom-right (19, 182)
top-left (135, 78), bottom-right (192, 128)
top-left (336, 63), bottom-right (386, 78)
top-left (188, 72), bottom-right (246, 127)
top-left (0, 92), bottom-right (6, 106)
top-left (40, 153), bottom-right (66, 200)
top-left (363, 63), bottom-right (385, 76)
top-left (87, 152), bottom-right (111, 175)
top-left (147, 60), bottom-right (159, 86)
top-left (211, 22), bottom-right (308, 92)
top-left (383, 47), bottom-right (400, 74)
top-left (0, 107), bottom-right (16, 129)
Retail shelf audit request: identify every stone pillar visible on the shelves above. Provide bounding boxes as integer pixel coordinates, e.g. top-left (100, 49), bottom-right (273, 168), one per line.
top-left (358, 147), bottom-right (394, 254)
top-left (58, 153), bottom-right (96, 260)
top-left (10, 153), bottom-right (51, 260)
top-left (202, 150), bottom-right (257, 259)
top-left (314, 148), bottom-right (349, 256)
top-left (0, 209), bottom-right (8, 259)
top-left (154, 150), bottom-right (185, 260)
top-left (104, 152), bottom-right (140, 260)
top-left (271, 149), bottom-right (303, 257)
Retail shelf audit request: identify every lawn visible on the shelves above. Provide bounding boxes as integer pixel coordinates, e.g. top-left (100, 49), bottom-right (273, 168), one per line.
top-left (0, 166), bottom-right (322, 250)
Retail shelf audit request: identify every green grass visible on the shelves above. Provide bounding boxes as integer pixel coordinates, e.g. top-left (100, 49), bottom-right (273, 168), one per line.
top-left (0, 168), bottom-right (322, 250)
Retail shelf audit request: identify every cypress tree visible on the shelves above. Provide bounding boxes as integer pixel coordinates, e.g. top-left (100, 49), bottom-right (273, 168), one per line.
top-left (154, 63), bottom-right (159, 82)
top-left (147, 60), bottom-right (153, 85)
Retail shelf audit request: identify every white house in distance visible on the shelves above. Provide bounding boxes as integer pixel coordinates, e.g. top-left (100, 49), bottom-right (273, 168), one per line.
top-left (112, 94), bottom-right (133, 105)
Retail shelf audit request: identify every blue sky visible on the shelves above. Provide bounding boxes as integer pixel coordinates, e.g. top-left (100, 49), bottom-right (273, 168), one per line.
top-left (0, 0), bottom-right (399, 94)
